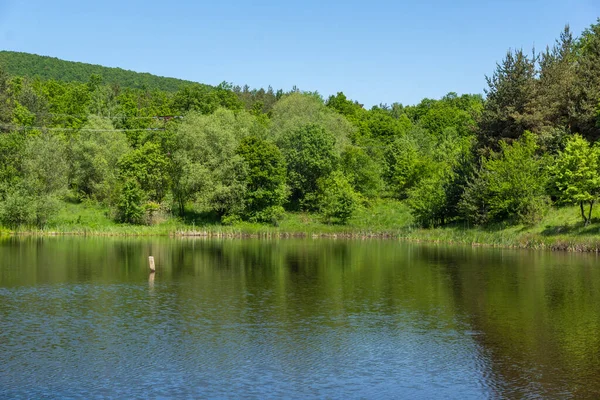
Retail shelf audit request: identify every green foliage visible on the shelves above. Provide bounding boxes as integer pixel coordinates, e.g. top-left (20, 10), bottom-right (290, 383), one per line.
top-left (529, 26), bottom-right (576, 141)
top-left (0, 131), bottom-right (26, 188)
top-left (0, 132), bottom-right (66, 228)
top-left (1, 23), bottom-right (600, 231)
top-left (367, 107), bottom-right (412, 139)
top-left (571, 20), bottom-right (600, 141)
top-left (0, 187), bottom-right (35, 227)
top-left (21, 132), bottom-right (68, 197)
top-left (0, 66), bottom-right (15, 126)
top-left (118, 142), bottom-right (170, 203)
top-left (460, 132), bottom-right (550, 225)
top-left (270, 92), bottom-right (353, 152)
top-left (384, 128), bottom-right (433, 199)
top-left (406, 173), bottom-right (449, 228)
top-left (326, 92), bottom-right (372, 139)
top-left (236, 136), bottom-right (288, 223)
top-left (115, 179), bottom-right (145, 224)
top-left (317, 171), bottom-right (361, 224)
top-left (416, 93), bottom-right (482, 138)
top-left (71, 116), bottom-right (130, 201)
top-left (0, 51), bottom-right (197, 92)
top-left (171, 109), bottom-right (256, 218)
top-left (0, 186), bottom-right (61, 228)
top-left (41, 80), bottom-right (91, 130)
top-left (405, 128), bottom-right (475, 227)
top-left (278, 124), bottom-right (339, 210)
top-left (548, 134), bottom-right (600, 224)
top-left (478, 49), bottom-right (537, 152)
top-left (172, 83), bottom-right (243, 114)
top-left (233, 84), bottom-right (279, 115)
top-left (340, 145), bottom-right (383, 199)
top-left (326, 92), bottom-right (362, 117)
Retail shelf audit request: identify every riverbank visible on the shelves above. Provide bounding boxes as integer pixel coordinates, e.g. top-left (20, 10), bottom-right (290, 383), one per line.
top-left (3, 200), bottom-right (600, 252)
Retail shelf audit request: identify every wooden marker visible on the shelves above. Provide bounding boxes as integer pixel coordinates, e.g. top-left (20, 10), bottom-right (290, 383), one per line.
top-left (149, 256), bottom-right (156, 272)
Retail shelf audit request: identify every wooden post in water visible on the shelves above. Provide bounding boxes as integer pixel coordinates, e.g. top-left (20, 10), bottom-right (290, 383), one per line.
top-left (148, 256), bottom-right (156, 272)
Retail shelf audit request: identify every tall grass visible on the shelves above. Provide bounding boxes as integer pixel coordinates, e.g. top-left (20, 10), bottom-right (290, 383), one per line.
top-left (4, 200), bottom-right (600, 252)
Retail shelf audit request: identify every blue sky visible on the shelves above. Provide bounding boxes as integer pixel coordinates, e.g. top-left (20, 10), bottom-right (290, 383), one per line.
top-left (0, 0), bottom-right (598, 107)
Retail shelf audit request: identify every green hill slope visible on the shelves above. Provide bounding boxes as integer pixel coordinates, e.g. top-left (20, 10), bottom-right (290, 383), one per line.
top-left (0, 51), bottom-right (204, 91)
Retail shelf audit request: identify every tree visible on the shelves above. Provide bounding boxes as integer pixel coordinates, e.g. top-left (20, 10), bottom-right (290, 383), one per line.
top-left (325, 92), bottom-right (372, 140)
top-left (366, 107), bottom-right (412, 139)
top-left (71, 115), bottom-right (129, 201)
top-left (11, 77), bottom-right (50, 127)
top-left (548, 134), bottom-right (600, 225)
top-left (417, 94), bottom-right (482, 138)
top-left (22, 132), bottom-right (68, 197)
top-left (571, 20), bottom-right (600, 141)
top-left (115, 179), bottom-right (145, 224)
top-left (383, 128), bottom-right (433, 199)
top-left (478, 49), bottom-right (537, 153)
top-left (42, 80), bottom-right (91, 131)
top-left (172, 83), bottom-right (243, 114)
top-left (406, 172), bottom-right (450, 228)
top-left (460, 131), bottom-right (549, 225)
top-left (0, 66), bottom-right (14, 128)
top-left (0, 132), bottom-right (69, 227)
top-left (278, 124), bottom-right (338, 210)
top-left (528, 25), bottom-right (576, 147)
top-left (0, 130), bottom-right (26, 190)
top-left (317, 171), bottom-right (361, 224)
top-left (118, 142), bottom-right (170, 203)
top-left (236, 136), bottom-right (288, 223)
top-left (270, 92), bottom-right (353, 152)
top-left (406, 128), bottom-right (475, 227)
top-left (171, 109), bottom-right (257, 218)
top-left (340, 145), bottom-right (383, 199)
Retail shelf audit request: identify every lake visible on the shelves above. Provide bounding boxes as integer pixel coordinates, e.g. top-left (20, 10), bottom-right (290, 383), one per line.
top-left (1, 237), bottom-right (599, 398)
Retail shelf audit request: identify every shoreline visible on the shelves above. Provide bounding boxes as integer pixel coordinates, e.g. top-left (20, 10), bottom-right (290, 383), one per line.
top-left (4, 226), bottom-right (600, 253)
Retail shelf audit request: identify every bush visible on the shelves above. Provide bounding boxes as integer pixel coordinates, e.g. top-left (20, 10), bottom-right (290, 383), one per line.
top-left (407, 173), bottom-right (449, 228)
top-left (0, 187), bottom-right (60, 228)
top-left (0, 188), bottom-right (35, 228)
top-left (317, 172), bottom-right (361, 224)
top-left (115, 179), bottom-right (145, 224)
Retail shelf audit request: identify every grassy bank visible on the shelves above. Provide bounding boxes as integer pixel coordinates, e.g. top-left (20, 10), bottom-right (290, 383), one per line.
top-left (4, 200), bottom-right (600, 252)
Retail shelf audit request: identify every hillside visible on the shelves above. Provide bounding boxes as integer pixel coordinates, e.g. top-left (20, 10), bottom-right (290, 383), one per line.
top-left (0, 51), bottom-right (205, 92)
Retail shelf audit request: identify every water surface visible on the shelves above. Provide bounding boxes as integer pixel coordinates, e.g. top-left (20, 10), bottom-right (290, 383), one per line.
top-left (1, 237), bottom-right (599, 398)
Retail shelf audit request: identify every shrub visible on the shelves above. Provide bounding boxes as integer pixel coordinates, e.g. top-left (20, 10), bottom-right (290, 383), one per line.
top-left (317, 171), bottom-right (361, 224)
top-left (115, 179), bottom-right (145, 224)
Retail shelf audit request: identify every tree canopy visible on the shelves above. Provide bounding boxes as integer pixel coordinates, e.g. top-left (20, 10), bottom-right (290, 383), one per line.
top-left (1, 20), bottom-right (600, 228)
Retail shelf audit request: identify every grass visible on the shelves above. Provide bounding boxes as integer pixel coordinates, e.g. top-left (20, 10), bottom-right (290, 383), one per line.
top-left (400, 206), bottom-right (600, 251)
top-left (4, 199), bottom-right (600, 252)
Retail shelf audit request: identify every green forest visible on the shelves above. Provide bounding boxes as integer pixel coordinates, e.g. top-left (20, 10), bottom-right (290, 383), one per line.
top-left (0, 51), bottom-right (201, 92)
top-left (1, 21), bottom-right (600, 243)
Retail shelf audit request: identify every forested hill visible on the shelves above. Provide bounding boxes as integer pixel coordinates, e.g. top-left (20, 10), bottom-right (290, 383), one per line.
top-left (0, 51), bottom-right (204, 92)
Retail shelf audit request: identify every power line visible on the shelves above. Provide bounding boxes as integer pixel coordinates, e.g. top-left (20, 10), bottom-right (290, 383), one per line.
top-left (0, 123), bottom-right (165, 132)
top-left (30, 112), bottom-right (184, 120)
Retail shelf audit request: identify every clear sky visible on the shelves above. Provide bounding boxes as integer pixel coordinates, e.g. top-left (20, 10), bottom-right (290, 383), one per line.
top-left (0, 0), bottom-right (598, 107)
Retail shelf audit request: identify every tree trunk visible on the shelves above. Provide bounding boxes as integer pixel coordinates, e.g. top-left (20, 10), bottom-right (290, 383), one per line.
top-left (580, 202), bottom-right (588, 225)
top-left (178, 195), bottom-right (185, 217)
top-left (588, 200), bottom-right (594, 226)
